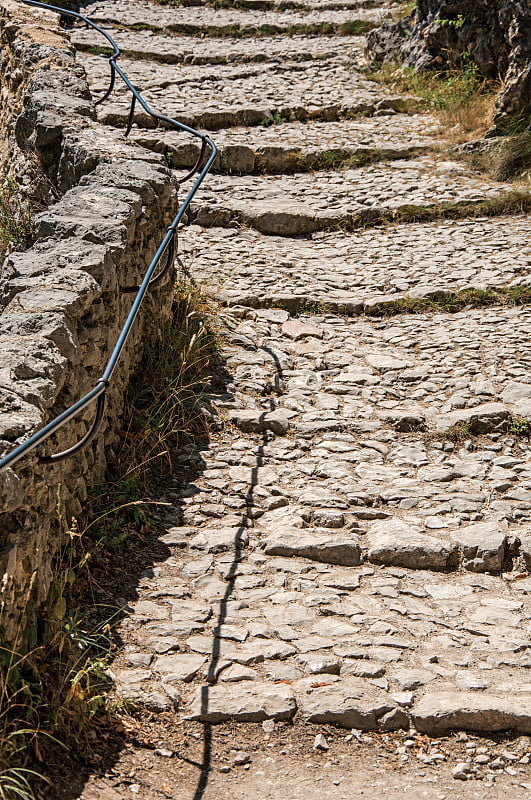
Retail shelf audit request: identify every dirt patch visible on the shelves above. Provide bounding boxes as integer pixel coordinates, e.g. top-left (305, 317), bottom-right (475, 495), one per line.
top-left (61, 718), bottom-right (531, 800)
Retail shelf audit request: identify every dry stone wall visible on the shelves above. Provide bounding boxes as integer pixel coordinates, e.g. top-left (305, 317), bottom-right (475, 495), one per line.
top-left (0, 0), bottom-right (180, 645)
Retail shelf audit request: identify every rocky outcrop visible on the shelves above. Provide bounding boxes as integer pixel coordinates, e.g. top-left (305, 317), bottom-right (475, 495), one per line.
top-left (366, 0), bottom-right (531, 128)
top-left (0, 1), bottom-right (179, 645)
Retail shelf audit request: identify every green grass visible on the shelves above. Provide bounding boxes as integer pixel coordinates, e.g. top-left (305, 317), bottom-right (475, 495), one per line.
top-left (252, 146), bottom-right (428, 175)
top-left (88, 45), bottom-right (114, 57)
top-left (226, 283), bottom-right (531, 320)
top-left (369, 60), bottom-right (486, 111)
top-left (113, 285), bottom-right (220, 474)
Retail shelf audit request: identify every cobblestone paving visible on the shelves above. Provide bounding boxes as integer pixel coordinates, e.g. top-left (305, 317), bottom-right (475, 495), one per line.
top-left (76, 0), bottom-right (531, 752)
top-left (71, 28), bottom-right (366, 65)
top-left (181, 218), bottom-right (531, 307)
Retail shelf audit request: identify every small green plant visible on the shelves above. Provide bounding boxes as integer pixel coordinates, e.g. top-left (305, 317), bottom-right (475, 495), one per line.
top-left (272, 111), bottom-right (288, 125)
top-left (510, 417), bottom-right (531, 439)
top-left (439, 14), bottom-right (465, 29)
top-left (0, 179), bottom-right (33, 257)
top-left (440, 422), bottom-right (472, 443)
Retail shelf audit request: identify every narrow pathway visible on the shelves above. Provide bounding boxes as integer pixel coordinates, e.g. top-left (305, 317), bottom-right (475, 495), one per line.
top-left (71, 0), bottom-right (531, 797)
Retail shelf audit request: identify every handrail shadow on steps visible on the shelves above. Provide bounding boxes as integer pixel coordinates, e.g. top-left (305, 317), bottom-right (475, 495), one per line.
top-left (0, 0), bottom-right (217, 472)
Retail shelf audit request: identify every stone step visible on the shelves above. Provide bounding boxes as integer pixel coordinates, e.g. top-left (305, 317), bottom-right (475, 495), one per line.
top-left (181, 215), bottom-right (531, 311)
top-left (133, 114), bottom-right (442, 174)
top-left (186, 158), bottom-right (528, 235)
top-left (144, 300), bottom-right (531, 538)
top-left (79, 52), bottom-right (420, 131)
top-left (209, 0), bottom-right (388, 9)
top-left (70, 0), bottom-right (531, 751)
top-left (78, 0), bottom-right (386, 36)
top-left (71, 27), bottom-right (365, 65)
top-left (125, 0), bottom-right (388, 9)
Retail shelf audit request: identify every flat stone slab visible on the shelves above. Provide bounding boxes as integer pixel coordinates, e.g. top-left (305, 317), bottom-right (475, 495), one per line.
top-left (300, 679), bottom-right (401, 729)
top-left (434, 402), bottom-right (511, 434)
top-left (260, 528), bottom-right (362, 565)
top-left (154, 653), bottom-right (207, 682)
top-left (367, 520), bottom-right (459, 570)
top-left (186, 682), bottom-right (297, 722)
top-left (229, 408), bottom-right (289, 434)
top-left (412, 692), bottom-right (531, 734)
top-left (189, 527), bottom-right (249, 552)
top-left (183, 217), bottom-right (531, 311)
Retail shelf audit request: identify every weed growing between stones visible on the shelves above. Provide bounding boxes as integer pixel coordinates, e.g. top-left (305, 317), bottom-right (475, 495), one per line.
top-left (61, 284), bottom-right (221, 583)
top-left (0, 179), bottom-right (33, 260)
top-left (115, 283), bottom-right (221, 477)
top-left (128, 20), bottom-right (378, 37)
top-left (425, 415), bottom-right (531, 447)
top-left (365, 285), bottom-right (531, 317)
top-left (510, 417), bottom-right (531, 439)
top-left (348, 189), bottom-right (531, 228)
top-left (64, 283), bottom-right (222, 617)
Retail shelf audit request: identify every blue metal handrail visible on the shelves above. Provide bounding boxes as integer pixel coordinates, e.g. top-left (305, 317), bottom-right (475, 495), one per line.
top-left (0, 0), bottom-right (217, 472)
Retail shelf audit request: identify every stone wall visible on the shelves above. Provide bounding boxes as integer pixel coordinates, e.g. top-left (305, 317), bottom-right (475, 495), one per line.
top-left (0, 0), bottom-right (180, 645)
top-left (366, 0), bottom-right (531, 130)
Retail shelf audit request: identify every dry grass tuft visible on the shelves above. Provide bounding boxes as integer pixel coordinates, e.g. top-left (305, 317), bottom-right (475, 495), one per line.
top-left (0, 284), bottom-right (223, 799)
top-left (369, 61), bottom-right (499, 144)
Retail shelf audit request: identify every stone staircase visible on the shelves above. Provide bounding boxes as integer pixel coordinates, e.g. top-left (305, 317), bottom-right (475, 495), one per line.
top-left (74, 0), bottom-right (531, 768)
